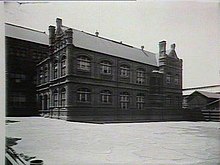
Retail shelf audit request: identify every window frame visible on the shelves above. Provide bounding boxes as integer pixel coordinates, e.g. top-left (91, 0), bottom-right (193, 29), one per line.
top-left (120, 92), bottom-right (129, 109)
top-left (120, 65), bottom-right (130, 78)
top-left (77, 88), bottom-right (91, 102)
top-left (77, 56), bottom-right (91, 72)
top-left (100, 61), bottom-right (112, 75)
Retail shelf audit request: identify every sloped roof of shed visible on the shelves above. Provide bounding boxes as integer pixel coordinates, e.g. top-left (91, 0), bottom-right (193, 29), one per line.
top-left (197, 91), bottom-right (220, 99)
top-left (5, 23), bottom-right (49, 45)
top-left (71, 28), bottom-right (157, 66)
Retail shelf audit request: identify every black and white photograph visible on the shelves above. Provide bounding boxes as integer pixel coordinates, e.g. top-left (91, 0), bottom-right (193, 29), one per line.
top-left (3, 1), bottom-right (220, 164)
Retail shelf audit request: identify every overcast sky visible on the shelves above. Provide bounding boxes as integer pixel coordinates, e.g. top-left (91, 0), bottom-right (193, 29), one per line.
top-left (4, 1), bottom-right (220, 88)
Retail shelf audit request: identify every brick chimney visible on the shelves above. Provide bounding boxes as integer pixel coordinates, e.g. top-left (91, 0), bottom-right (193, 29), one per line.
top-left (56, 18), bottom-right (62, 28)
top-left (159, 40), bottom-right (166, 56)
top-left (48, 25), bottom-right (55, 45)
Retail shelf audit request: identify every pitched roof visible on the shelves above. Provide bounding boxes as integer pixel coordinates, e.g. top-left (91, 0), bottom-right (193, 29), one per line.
top-left (62, 26), bottom-right (158, 66)
top-left (5, 23), bottom-right (49, 45)
top-left (196, 91), bottom-right (220, 99)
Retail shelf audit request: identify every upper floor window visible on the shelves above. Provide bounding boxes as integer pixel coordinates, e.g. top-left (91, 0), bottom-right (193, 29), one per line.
top-left (120, 65), bottom-right (130, 77)
top-left (136, 69), bottom-right (145, 84)
top-left (53, 59), bottom-right (58, 79)
top-left (120, 92), bottom-right (129, 109)
top-left (39, 67), bottom-right (44, 84)
top-left (61, 88), bottom-right (66, 107)
top-left (137, 94), bottom-right (144, 110)
top-left (174, 75), bottom-right (179, 85)
top-left (77, 56), bottom-right (91, 71)
top-left (10, 73), bottom-right (26, 83)
top-left (166, 73), bottom-right (171, 84)
top-left (61, 56), bottom-right (66, 76)
top-left (100, 90), bottom-right (112, 103)
top-left (44, 65), bottom-right (48, 82)
top-left (77, 88), bottom-right (91, 102)
top-left (100, 61), bottom-right (112, 75)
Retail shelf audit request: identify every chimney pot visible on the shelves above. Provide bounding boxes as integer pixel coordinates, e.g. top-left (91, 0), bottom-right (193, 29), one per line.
top-left (141, 45), bottom-right (144, 50)
top-left (95, 31), bottom-right (99, 37)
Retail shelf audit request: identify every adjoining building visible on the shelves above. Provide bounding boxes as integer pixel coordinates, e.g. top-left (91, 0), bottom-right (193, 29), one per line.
top-left (5, 23), bottom-right (49, 116)
top-left (184, 91), bottom-right (220, 121)
top-left (36, 18), bottom-right (183, 122)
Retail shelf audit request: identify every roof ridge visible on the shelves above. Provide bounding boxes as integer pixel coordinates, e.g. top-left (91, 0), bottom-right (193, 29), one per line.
top-left (5, 23), bottom-right (47, 34)
top-left (69, 27), bottom-right (156, 51)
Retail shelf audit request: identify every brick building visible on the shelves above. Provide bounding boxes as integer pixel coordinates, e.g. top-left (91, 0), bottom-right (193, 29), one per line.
top-left (5, 23), bottom-right (48, 116)
top-left (36, 18), bottom-right (183, 122)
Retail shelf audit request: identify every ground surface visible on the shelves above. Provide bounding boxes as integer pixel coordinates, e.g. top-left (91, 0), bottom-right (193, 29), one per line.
top-left (5, 117), bottom-right (220, 165)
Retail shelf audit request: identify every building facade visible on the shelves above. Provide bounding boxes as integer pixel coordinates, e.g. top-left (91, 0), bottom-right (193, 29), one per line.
top-left (37, 18), bottom-right (183, 122)
top-left (6, 23), bottom-right (49, 116)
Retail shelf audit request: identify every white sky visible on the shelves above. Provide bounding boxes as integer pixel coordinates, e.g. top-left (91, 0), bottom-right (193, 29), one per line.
top-left (4, 1), bottom-right (220, 88)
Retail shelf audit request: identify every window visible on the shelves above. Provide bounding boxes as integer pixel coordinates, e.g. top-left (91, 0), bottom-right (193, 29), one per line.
top-left (44, 65), bottom-right (48, 82)
top-left (61, 56), bottom-right (66, 76)
top-left (120, 92), bottom-right (129, 109)
top-left (100, 90), bottom-right (112, 103)
top-left (100, 61), bottom-right (112, 74)
top-left (53, 59), bottom-right (58, 79)
top-left (120, 65), bottom-right (130, 77)
top-left (61, 88), bottom-right (66, 106)
top-left (137, 94), bottom-right (144, 110)
top-left (136, 69), bottom-right (144, 84)
top-left (10, 73), bottom-right (26, 83)
top-left (166, 73), bottom-right (171, 84)
top-left (10, 92), bottom-right (26, 106)
top-left (77, 88), bottom-right (91, 102)
top-left (77, 56), bottom-right (91, 71)
top-left (39, 67), bottom-right (44, 84)
top-left (165, 96), bottom-right (172, 105)
top-left (54, 90), bottom-right (58, 107)
top-left (174, 75), bottom-right (179, 85)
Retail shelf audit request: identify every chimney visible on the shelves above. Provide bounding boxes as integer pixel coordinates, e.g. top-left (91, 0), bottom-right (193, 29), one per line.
top-left (48, 25), bottom-right (55, 45)
top-left (56, 18), bottom-right (62, 29)
top-left (171, 43), bottom-right (176, 50)
top-left (141, 45), bottom-right (144, 50)
top-left (159, 40), bottom-right (166, 56)
top-left (66, 28), bottom-right (73, 44)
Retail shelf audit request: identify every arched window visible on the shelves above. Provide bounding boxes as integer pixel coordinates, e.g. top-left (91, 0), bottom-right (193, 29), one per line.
top-left (53, 89), bottom-right (58, 107)
top-left (77, 88), bottom-right (91, 102)
top-left (120, 92), bottom-right (129, 109)
top-left (53, 59), bottom-right (58, 79)
top-left (77, 56), bottom-right (91, 71)
top-left (100, 90), bottom-right (112, 103)
top-left (61, 88), bottom-right (66, 107)
top-left (100, 61), bottom-right (112, 74)
top-left (61, 56), bottom-right (66, 76)
top-left (120, 65), bottom-right (130, 77)
top-left (137, 93), bottom-right (144, 110)
top-left (166, 73), bottom-right (171, 84)
top-left (136, 69), bottom-right (145, 84)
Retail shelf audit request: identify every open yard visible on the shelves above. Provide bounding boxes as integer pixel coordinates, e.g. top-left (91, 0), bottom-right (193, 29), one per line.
top-left (6, 117), bottom-right (220, 165)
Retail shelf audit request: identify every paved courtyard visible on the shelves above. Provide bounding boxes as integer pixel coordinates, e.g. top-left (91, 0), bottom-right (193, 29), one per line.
top-left (6, 117), bottom-right (220, 165)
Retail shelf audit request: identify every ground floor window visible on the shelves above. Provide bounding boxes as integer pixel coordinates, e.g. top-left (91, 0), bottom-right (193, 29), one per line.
top-left (100, 90), bottom-right (112, 103)
top-left (61, 88), bottom-right (66, 106)
top-left (77, 88), bottom-right (91, 102)
top-left (120, 92), bottom-right (129, 109)
top-left (54, 90), bottom-right (58, 107)
top-left (137, 94), bottom-right (144, 110)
